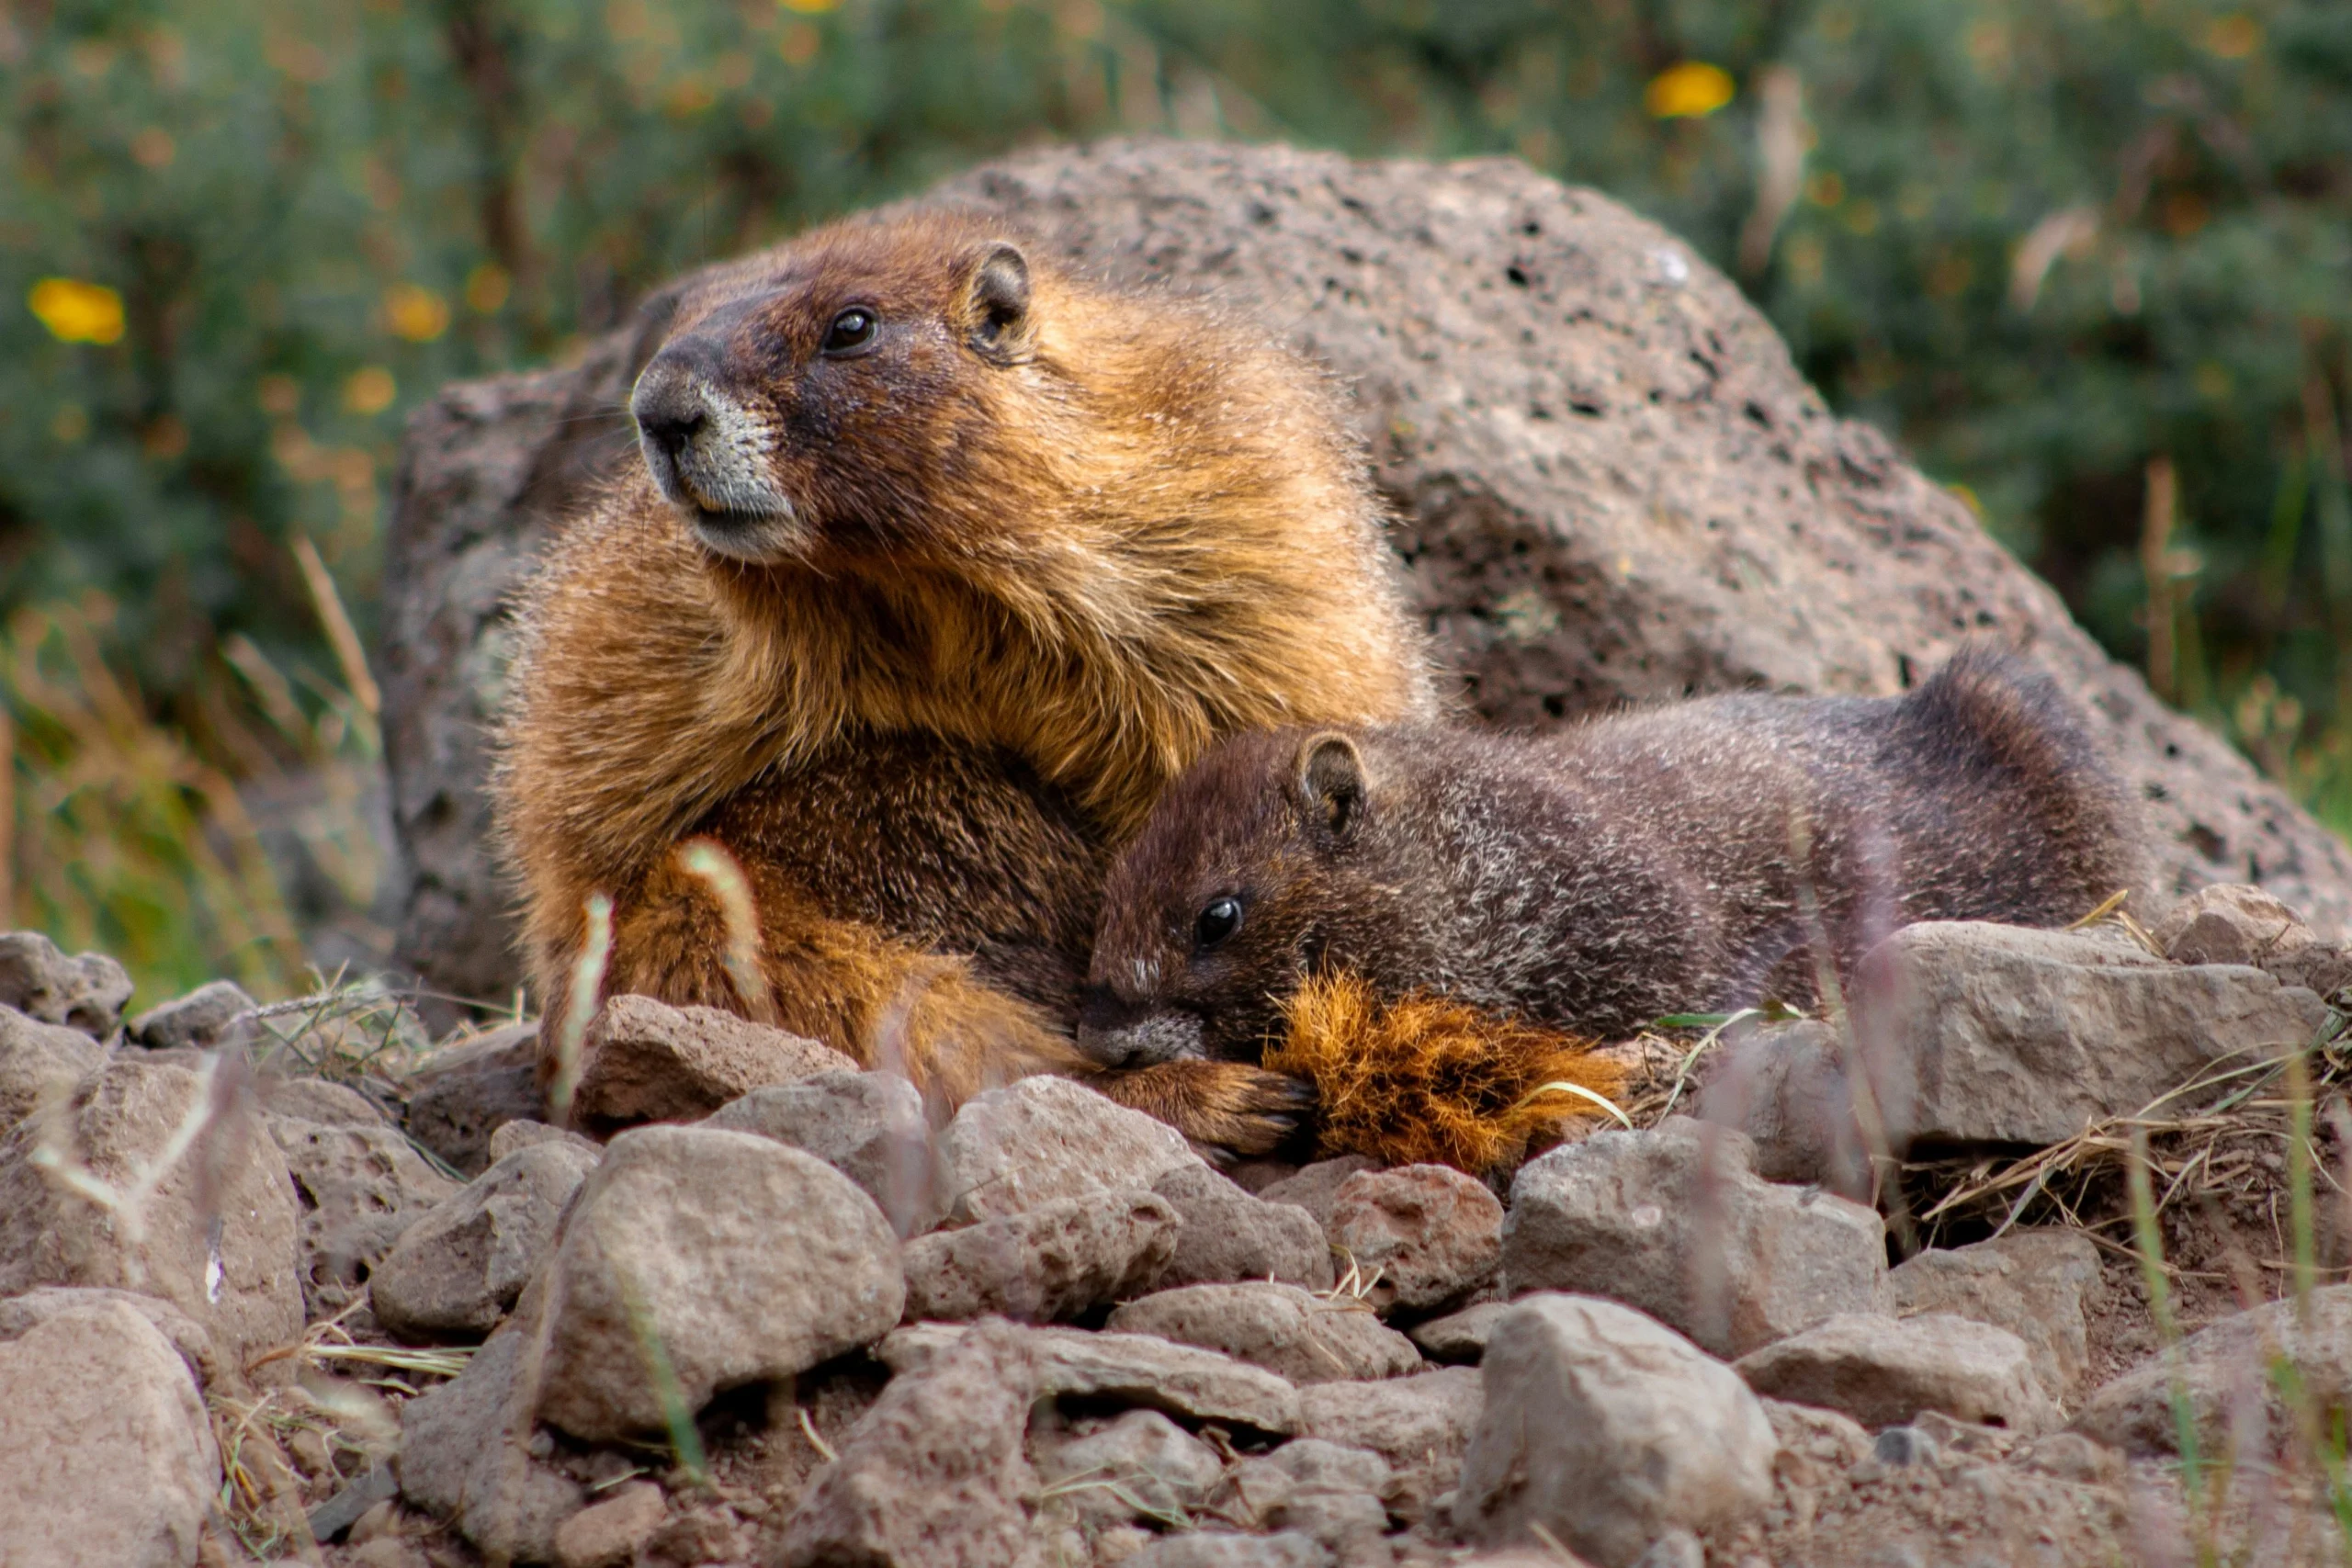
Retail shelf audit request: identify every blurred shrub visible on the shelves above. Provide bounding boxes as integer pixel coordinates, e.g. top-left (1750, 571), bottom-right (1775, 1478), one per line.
top-left (0, 0), bottom-right (2346, 991)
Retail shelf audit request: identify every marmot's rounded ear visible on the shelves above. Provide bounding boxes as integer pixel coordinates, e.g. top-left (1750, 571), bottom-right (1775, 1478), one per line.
top-left (1294, 731), bottom-right (1367, 843)
top-left (965, 243), bottom-right (1032, 363)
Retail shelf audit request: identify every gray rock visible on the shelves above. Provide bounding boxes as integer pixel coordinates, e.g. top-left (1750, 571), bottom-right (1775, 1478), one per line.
top-left (536, 1123), bottom-right (904, 1440)
top-left (881, 1321), bottom-right (1303, 1434)
top-left (941, 1073), bottom-right (1204, 1223)
top-left (1889, 1229), bottom-right (2101, 1404)
top-left (373, 1139), bottom-right (601, 1340)
top-left (572, 995), bottom-right (854, 1131)
top-left (1408, 1301), bottom-right (1511, 1363)
top-left (396, 1327), bottom-right (587, 1562)
top-left (780, 1317), bottom-right (1038, 1568)
top-left (1855, 921), bottom-right (2332, 1149)
top-left (0, 1059), bottom-right (304, 1366)
top-left (0, 1003), bottom-right (101, 1132)
top-left (261, 1075), bottom-right (392, 1128)
top-left (381, 141), bottom-right (2352, 1022)
top-left (1502, 1116), bottom-right (1888, 1359)
top-left (901, 1189), bottom-right (1176, 1323)
top-left (1033, 1408), bottom-right (1222, 1531)
top-left (1224, 1438), bottom-right (1395, 1554)
top-left (2154, 882), bottom-right (2352, 998)
top-left (272, 1116), bottom-right (462, 1316)
top-left (549, 1479), bottom-right (666, 1568)
top-left (1295, 1365), bottom-right (1483, 1499)
top-left (1690, 1018), bottom-right (1871, 1197)
top-left (1124, 1533), bottom-right (1332, 1568)
top-left (1456, 1294), bottom-right (1776, 1567)
top-left (0, 1296), bottom-right (221, 1568)
top-left (0, 1285), bottom-right (222, 1393)
top-left (1734, 1311), bottom-right (2058, 1434)
top-left (1153, 1163), bottom-right (1335, 1292)
top-left (307, 1461), bottom-right (401, 1544)
top-left (1256, 1156), bottom-right (1383, 1229)
top-left (0, 931), bottom-right (134, 1037)
top-left (403, 1023), bottom-right (544, 1177)
top-left (129, 979), bottom-right (256, 1050)
top-left (2072, 1284), bottom-right (2352, 1455)
top-left (1326, 1163), bottom-right (1502, 1314)
top-left (704, 1069), bottom-right (950, 1235)
top-left (1108, 1281), bottom-right (1421, 1384)
top-left (486, 1118), bottom-right (602, 1164)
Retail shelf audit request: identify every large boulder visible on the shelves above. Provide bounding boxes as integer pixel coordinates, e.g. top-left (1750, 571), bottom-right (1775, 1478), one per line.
top-left (379, 140), bottom-right (2352, 1002)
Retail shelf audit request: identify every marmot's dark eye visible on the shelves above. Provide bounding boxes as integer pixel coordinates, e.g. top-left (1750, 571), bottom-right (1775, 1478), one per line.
top-left (822, 308), bottom-right (878, 355)
top-left (1195, 897), bottom-right (1243, 950)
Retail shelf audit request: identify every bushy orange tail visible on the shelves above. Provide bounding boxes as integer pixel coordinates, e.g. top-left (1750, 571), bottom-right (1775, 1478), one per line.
top-left (1265, 972), bottom-right (1628, 1176)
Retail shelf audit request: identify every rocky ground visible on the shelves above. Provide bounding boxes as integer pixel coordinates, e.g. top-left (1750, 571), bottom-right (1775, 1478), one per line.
top-left (3, 883), bottom-right (2352, 1568)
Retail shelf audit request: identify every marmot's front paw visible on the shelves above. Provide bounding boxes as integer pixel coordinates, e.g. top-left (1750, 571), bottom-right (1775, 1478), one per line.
top-left (1085, 1059), bottom-right (1317, 1163)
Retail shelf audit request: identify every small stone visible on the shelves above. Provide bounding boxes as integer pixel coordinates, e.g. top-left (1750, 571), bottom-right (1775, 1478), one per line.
top-left (1325, 1164), bottom-right (1502, 1314)
top-left (941, 1074), bottom-right (1204, 1223)
top-left (1034, 1408), bottom-right (1222, 1531)
top-left (403, 1023), bottom-right (545, 1177)
top-left (1296, 1365), bottom-right (1483, 1501)
top-left (261, 1076), bottom-right (392, 1129)
top-left (373, 1139), bottom-right (600, 1340)
top-left (487, 1117), bottom-right (602, 1163)
top-left (1408, 1302), bottom-right (1510, 1363)
top-left (0, 931), bottom-right (134, 1037)
top-left (0, 1298), bottom-right (220, 1568)
top-left (0, 1003), bottom-right (101, 1131)
top-left (551, 1479), bottom-right (667, 1568)
top-left (1107, 1281), bottom-right (1421, 1384)
top-left (1152, 1163), bottom-right (1335, 1291)
top-left (571, 995), bottom-right (854, 1131)
top-left (1732, 1312), bottom-right (2058, 1434)
top-left (0, 1059), bottom-right (303, 1367)
top-left (1690, 1019), bottom-right (1870, 1196)
top-left (2072, 1283), bottom-right (2352, 1454)
top-left (0, 1285), bottom-right (221, 1393)
top-left (780, 1318), bottom-right (1039, 1568)
top-left (2155, 883), bottom-right (2352, 998)
top-left (705, 1070), bottom-right (951, 1235)
top-left (272, 1117), bottom-right (461, 1317)
top-left (1123, 1533), bottom-right (1331, 1568)
top-left (1229, 1438), bottom-right (1395, 1552)
top-left (537, 1123), bottom-right (904, 1440)
top-left (2018, 1430), bottom-right (2123, 1485)
top-left (1871, 1426), bottom-right (1938, 1468)
top-left (902, 1189), bottom-right (1177, 1323)
top-left (880, 1322), bottom-right (1302, 1435)
top-left (1257, 1156), bottom-right (1382, 1228)
top-left (129, 980), bottom-right (256, 1051)
top-left (1502, 1116), bottom-right (1888, 1359)
top-left (396, 1327), bottom-right (587, 1562)
top-left (1853, 921), bottom-right (2331, 1149)
top-left (1888, 1228), bottom-right (2100, 1403)
top-left (1455, 1294), bottom-right (1776, 1568)
top-left (306, 1463), bottom-right (401, 1543)
top-left (1632, 1531), bottom-right (1702, 1568)
top-left (1762, 1397), bottom-right (1871, 1471)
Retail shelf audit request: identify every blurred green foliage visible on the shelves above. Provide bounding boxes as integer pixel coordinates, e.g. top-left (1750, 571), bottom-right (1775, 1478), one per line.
top-left (0, 0), bottom-right (2348, 989)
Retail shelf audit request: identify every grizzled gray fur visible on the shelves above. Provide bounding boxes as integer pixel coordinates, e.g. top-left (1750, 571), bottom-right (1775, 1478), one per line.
top-left (1079, 648), bottom-right (2147, 1066)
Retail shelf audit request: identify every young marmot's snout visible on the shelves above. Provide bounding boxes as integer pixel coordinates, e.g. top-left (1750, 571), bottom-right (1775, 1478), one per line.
top-left (1083, 647), bottom-right (2149, 1066)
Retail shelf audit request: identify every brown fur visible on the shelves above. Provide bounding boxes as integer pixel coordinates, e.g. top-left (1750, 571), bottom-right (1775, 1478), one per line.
top-left (494, 209), bottom-right (1434, 1134)
top-left (1081, 647), bottom-right (2148, 1074)
top-left (1266, 972), bottom-right (1627, 1175)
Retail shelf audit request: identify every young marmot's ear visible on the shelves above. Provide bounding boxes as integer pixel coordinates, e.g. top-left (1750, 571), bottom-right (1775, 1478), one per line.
top-left (965, 243), bottom-right (1033, 363)
top-left (1294, 732), bottom-right (1367, 844)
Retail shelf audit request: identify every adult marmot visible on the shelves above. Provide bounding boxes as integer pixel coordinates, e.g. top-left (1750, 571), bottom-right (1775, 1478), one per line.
top-left (495, 211), bottom-right (1436, 1147)
top-left (1080, 648), bottom-right (2145, 1067)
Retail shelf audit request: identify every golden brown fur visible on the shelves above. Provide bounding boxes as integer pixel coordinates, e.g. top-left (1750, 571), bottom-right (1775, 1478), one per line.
top-left (495, 209), bottom-right (1434, 1141)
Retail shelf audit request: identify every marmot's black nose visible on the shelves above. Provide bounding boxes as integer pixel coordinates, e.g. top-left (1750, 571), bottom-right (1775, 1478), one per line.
top-left (630, 368), bottom-right (709, 462)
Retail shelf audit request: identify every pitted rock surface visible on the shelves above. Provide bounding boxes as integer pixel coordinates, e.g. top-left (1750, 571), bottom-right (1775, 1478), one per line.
top-left (379, 139), bottom-right (2352, 1005)
top-left (899, 1189), bottom-right (1178, 1323)
top-left (0, 931), bottom-right (134, 1037)
top-left (572, 995), bottom-right (855, 1130)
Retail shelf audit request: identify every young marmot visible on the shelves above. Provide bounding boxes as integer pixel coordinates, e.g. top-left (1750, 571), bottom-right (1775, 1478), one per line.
top-left (495, 210), bottom-right (1436, 1148)
top-left (1080, 649), bottom-right (2146, 1070)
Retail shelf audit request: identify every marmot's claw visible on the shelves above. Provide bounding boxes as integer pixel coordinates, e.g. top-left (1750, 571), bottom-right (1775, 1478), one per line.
top-left (1083, 1059), bottom-right (1317, 1161)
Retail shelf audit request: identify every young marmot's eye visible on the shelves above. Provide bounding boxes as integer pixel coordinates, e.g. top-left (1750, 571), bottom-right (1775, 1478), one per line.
top-left (1194, 897), bottom-right (1243, 950)
top-left (822, 308), bottom-right (878, 355)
